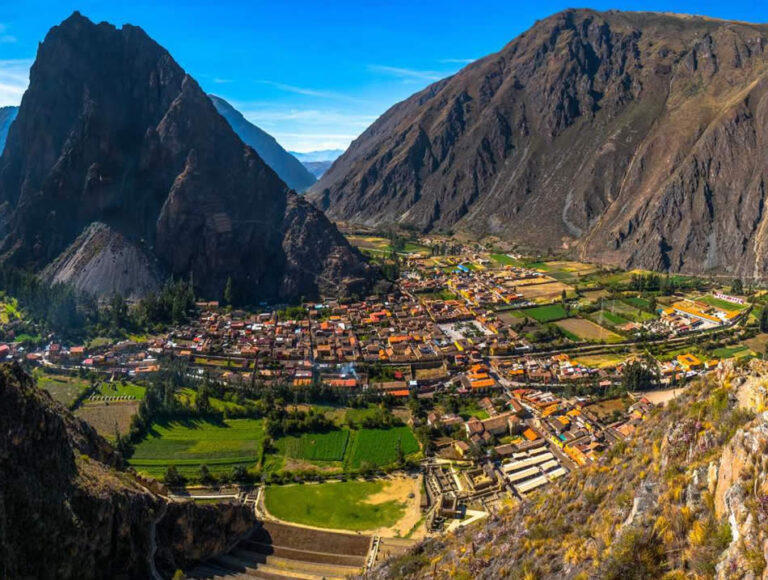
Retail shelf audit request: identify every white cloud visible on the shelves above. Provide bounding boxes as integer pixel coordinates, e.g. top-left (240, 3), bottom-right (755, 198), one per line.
top-left (0, 59), bottom-right (31, 106)
top-left (439, 58), bottom-right (475, 64)
top-left (0, 24), bottom-right (17, 44)
top-left (367, 64), bottom-right (446, 82)
top-left (255, 80), bottom-right (365, 103)
top-left (212, 78), bottom-right (231, 84)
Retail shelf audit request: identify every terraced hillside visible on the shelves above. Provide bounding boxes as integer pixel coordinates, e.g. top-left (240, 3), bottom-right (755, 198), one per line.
top-left (189, 521), bottom-right (373, 579)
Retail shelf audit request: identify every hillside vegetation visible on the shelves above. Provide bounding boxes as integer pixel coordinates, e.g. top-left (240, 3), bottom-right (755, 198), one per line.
top-left (376, 360), bottom-right (768, 579)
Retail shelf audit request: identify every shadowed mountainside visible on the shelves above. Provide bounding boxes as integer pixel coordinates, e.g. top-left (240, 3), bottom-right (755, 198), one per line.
top-left (0, 12), bottom-right (375, 302)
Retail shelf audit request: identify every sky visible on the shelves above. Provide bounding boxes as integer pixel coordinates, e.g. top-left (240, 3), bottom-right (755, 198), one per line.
top-left (1, 1), bottom-right (768, 152)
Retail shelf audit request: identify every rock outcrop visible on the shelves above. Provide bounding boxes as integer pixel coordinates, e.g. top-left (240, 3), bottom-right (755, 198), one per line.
top-left (0, 12), bottom-right (375, 303)
top-left (209, 95), bottom-right (316, 192)
top-left (310, 9), bottom-right (768, 276)
top-left (0, 362), bottom-right (257, 579)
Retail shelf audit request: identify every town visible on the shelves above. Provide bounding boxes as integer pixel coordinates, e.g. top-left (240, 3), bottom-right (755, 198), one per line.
top-left (5, 231), bottom-right (765, 569)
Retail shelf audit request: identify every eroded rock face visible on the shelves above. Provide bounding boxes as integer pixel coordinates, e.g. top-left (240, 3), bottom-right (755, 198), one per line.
top-left (0, 363), bottom-right (256, 579)
top-left (309, 9), bottom-right (768, 276)
top-left (0, 12), bottom-right (375, 302)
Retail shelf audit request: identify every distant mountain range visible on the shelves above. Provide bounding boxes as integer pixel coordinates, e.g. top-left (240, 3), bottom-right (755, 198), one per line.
top-left (0, 106), bottom-right (18, 153)
top-left (309, 9), bottom-right (768, 277)
top-left (0, 12), bottom-right (375, 302)
top-left (210, 95), bottom-right (316, 192)
top-left (291, 149), bottom-right (345, 179)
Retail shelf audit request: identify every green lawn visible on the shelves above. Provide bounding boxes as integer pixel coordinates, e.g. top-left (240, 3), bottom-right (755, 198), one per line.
top-left (697, 295), bottom-right (747, 311)
top-left (265, 480), bottom-right (406, 531)
top-left (93, 381), bottom-right (146, 399)
top-left (711, 345), bottom-right (751, 359)
top-left (275, 429), bottom-right (350, 462)
top-left (594, 310), bottom-right (630, 326)
top-left (344, 426), bottom-right (420, 469)
top-left (490, 253), bottom-right (521, 266)
top-left (522, 304), bottom-right (569, 323)
top-left (624, 296), bottom-right (651, 310)
top-left (130, 418), bottom-right (266, 476)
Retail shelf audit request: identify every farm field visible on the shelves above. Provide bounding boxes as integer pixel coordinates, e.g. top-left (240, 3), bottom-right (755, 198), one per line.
top-left (264, 479), bottom-right (408, 531)
top-left (76, 401), bottom-right (140, 439)
top-left (175, 387), bottom-right (247, 413)
top-left (490, 253), bottom-right (522, 266)
top-left (711, 344), bottom-right (752, 360)
top-left (584, 398), bottom-right (628, 421)
top-left (519, 281), bottom-right (574, 303)
top-left (130, 418), bottom-right (266, 477)
top-left (34, 370), bottom-right (91, 407)
top-left (555, 318), bottom-right (624, 343)
top-left (572, 353), bottom-right (627, 369)
top-left (275, 429), bottom-right (350, 462)
top-left (522, 304), bottom-right (569, 323)
top-left (344, 426), bottom-right (420, 469)
top-left (592, 309), bottom-right (630, 327)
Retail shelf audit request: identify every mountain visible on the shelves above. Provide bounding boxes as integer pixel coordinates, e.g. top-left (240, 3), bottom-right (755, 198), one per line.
top-left (291, 150), bottom-right (345, 179)
top-left (302, 161), bottom-right (334, 179)
top-left (0, 105), bottom-right (18, 153)
top-left (209, 95), bottom-right (316, 192)
top-left (0, 12), bottom-right (375, 302)
top-left (309, 10), bottom-right (768, 277)
top-left (0, 362), bottom-right (256, 578)
top-left (291, 149), bottom-right (345, 162)
top-left (376, 360), bottom-right (768, 579)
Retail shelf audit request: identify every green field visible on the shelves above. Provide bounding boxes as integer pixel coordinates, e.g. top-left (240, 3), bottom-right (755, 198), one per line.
top-left (490, 253), bottom-right (522, 266)
top-left (176, 387), bottom-right (247, 413)
top-left (265, 480), bottom-right (406, 531)
top-left (697, 295), bottom-right (747, 311)
top-left (624, 296), bottom-right (651, 310)
top-left (711, 345), bottom-right (751, 359)
top-left (93, 381), bottom-right (146, 399)
top-left (522, 304), bottom-right (569, 323)
top-left (275, 429), bottom-right (350, 462)
top-left (594, 310), bottom-right (630, 326)
top-left (130, 418), bottom-right (266, 476)
top-left (344, 426), bottom-right (420, 469)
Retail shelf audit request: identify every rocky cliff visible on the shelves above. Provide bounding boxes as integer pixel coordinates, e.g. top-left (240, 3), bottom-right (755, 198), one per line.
top-left (0, 12), bottom-right (374, 302)
top-left (376, 360), bottom-right (768, 579)
top-left (310, 10), bottom-right (768, 277)
top-left (209, 95), bottom-right (316, 192)
top-left (0, 362), bottom-right (256, 579)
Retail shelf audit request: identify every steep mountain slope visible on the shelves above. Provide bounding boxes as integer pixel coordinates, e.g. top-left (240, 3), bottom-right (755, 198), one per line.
top-left (302, 160), bottom-right (334, 179)
top-left (291, 150), bottom-right (345, 179)
top-left (0, 105), bottom-right (17, 153)
top-left (376, 360), bottom-right (768, 579)
top-left (209, 95), bottom-right (316, 192)
top-left (0, 12), bottom-right (374, 302)
top-left (310, 10), bottom-right (768, 277)
top-left (0, 362), bottom-right (256, 578)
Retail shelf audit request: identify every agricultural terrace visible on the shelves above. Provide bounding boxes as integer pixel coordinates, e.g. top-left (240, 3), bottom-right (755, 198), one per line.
top-left (344, 426), bottom-right (420, 469)
top-left (264, 479), bottom-right (415, 532)
top-left (129, 418), bottom-right (266, 477)
top-left (34, 370), bottom-right (91, 407)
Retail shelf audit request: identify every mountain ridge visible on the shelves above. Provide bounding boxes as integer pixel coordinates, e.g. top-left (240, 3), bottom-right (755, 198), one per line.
top-left (309, 9), bottom-right (768, 277)
top-left (209, 95), bottom-right (316, 192)
top-left (0, 105), bottom-right (17, 153)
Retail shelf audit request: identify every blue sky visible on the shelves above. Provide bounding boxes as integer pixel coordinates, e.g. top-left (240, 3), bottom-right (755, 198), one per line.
top-left (1, 1), bottom-right (768, 152)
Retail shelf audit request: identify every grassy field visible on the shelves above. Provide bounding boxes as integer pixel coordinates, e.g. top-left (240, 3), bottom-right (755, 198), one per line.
top-left (593, 309), bottom-right (630, 326)
top-left (93, 381), bottom-right (146, 399)
top-left (623, 296), bottom-right (651, 310)
top-left (265, 480), bottom-right (406, 531)
top-left (697, 295), bottom-right (747, 311)
top-left (711, 345), bottom-right (752, 359)
top-left (275, 429), bottom-right (350, 462)
top-left (490, 253), bottom-right (522, 266)
top-left (34, 370), bottom-right (91, 407)
top-left (76, 401), bottom-right (140, 440)
top-left (130, 418), bottom-right (266, 476)
top-left (344, 426), bottom-right (419, 469)
top-left (522, 304), bottom-right (569, 323)
top-left (176, 387), bottom-right (247, 413)
top-left (556, 318), bottom-right (624, 343)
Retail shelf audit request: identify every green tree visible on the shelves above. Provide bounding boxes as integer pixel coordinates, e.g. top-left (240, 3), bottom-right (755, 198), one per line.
top-left (731, 278), bottom-right (744, 295)
top-left (164, 465), bottom-right (185, 486)
top-left (760, 306), bottom-right (768, 334)
top-left (223, 276), bottom-right (234, 306)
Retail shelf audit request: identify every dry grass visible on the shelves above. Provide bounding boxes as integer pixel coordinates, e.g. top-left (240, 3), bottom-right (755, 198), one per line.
top-left (75, 401), bottom-right (140, 439)
top-left (556, 318), bottom-right (624, 343)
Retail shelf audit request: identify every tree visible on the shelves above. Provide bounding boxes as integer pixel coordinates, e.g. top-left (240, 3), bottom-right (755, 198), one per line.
top-left (621, 361), bottom-right (659, 392)
top-left (395, 437), bottom-right (405, 467)
top-left (760, 306), bottom-right (768, 334)
top-left (731, 278), bottom-right (744, 295)
top-left (223, 276), bottom-right (234, 306)
top-left (231, 465), bottom-right (249, 482)
top-left (164, 465), bottom-right (185, 486)
top-left (198, 464), bottom-right (214, 485)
